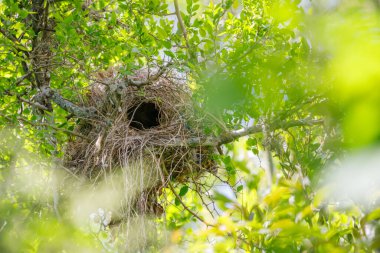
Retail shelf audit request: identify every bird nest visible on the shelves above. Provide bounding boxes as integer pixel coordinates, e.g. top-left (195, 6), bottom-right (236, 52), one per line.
top-left (64, 68), bottom-right (216, 215)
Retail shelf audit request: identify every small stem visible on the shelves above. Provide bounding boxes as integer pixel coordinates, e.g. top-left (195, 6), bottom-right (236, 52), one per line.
top-left (161, 161), bottom-right (213, 227)
top-left (0, 112), bottom-right (90, 140)
top-left (168, 181), bottom-right (214, 227)
top-left (174, 0), bottom-right (189, 47)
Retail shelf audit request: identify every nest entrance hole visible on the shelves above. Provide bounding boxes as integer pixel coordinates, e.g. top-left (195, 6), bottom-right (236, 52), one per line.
top-left (127, 102), bottom-right (161, 130)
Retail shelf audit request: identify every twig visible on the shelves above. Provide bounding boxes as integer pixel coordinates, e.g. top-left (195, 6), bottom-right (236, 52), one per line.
top-left (167, 180), bottom-right (214, 227)
top-left (126, 63), bottom-right (172, 87)
top-left (15, 72), bottom-right (33, 86)
top-left (0, 221), bottom-right (7, 232)
top-left (216, 39), bottom-right (268, 75)
top-left (0, 27), bottom-right (30, 55)
top-left (262, 122), bottom-right (274, 186)
top-left (0, 111), bottom-right (90, 140)
top-left (205, 111), bottom-right (228, 132)
top-left (3, 89), bottom-right (49, 111)
top-left (193, 182), bottom-right (215, 218)
top-left (17, 96), bottom-right (49, 111)
top-left (22, 119), bottom-right (89, 140)
top-left (161, 161), bottom-right (214, 226)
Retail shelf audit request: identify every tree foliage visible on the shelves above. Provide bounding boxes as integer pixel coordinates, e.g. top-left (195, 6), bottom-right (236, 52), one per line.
top-left (1, 0), bottom-right (380, 252)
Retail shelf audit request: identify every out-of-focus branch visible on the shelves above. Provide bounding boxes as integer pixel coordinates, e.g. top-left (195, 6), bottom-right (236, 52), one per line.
top-left (262, 122), bottom-right (275, 186)
top-left (174, 0), bottom-right (190, 50)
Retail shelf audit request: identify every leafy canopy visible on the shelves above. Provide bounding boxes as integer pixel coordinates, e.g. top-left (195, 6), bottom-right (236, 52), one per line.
top-left (1, 0), bottom-right (380, 252)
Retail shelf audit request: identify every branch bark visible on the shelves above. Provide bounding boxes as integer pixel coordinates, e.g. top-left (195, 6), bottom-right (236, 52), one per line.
top-left (40, 87), bottom-right (99, 119)
top-left (180, 118), bottom-right (324, 147)
top-left (174, 0), bottom-right (190, 50)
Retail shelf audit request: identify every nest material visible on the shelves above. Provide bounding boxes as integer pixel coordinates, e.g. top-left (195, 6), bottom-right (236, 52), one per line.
top-left (64, 68), bottom-right (216, 214)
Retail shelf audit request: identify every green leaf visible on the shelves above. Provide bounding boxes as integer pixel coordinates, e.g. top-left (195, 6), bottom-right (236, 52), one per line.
top-left (164, 50), bottom-right (175, 58)
top-left (247, 138), bottom-right (257, 146)
top-left (179, 185), bottom-right (189, 196)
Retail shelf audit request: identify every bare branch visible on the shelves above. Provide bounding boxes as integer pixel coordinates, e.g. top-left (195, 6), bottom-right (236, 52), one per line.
top-left (178, 118), bottom-right (324, 147)
top-left (219, 118), bottom-right (324, 145)
top-left (40, 87), bottom-right (99, 120)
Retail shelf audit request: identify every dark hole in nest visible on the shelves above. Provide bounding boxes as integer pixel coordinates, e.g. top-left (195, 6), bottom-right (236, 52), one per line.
top-left (127, 102), bottom-right (161, 130)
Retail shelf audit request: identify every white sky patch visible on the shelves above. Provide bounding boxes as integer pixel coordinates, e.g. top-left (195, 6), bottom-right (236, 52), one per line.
top-left (321, 148), bottom-right (380, 209)
top-left (298, 0), bottom-right (312, 12)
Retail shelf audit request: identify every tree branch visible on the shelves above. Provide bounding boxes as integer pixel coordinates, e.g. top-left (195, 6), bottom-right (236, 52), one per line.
top-left (40, 87), bottom-right (99, 119)
top-left (180, 118), bottom-right (324, 147)
top-left (167, 180), bottom-right (214, 227)
top-left (18, 96), bottom-right (49, 111)
top-left (160, 160), bottom-right (213, 226)
top-left (0, 27), bottom-right (30, 55)
top-left (219, 118), bottom-right (324, 145)
top-left (3, 89), bottom-right (49, 111)
top-left (174, 0), bottom-right (190, 50)
top-left (15, 72), bottom-right (33, 86)
top-left (0, 112), bottom-right (90, 140)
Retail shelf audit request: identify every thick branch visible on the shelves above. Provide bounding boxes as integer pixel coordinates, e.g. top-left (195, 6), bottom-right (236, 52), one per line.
top-left (41, 87), bottom-right (99, 119)
top-left (181, 118), bottom-right (324, 147)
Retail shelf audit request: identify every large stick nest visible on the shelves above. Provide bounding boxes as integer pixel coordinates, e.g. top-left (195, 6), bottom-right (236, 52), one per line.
top-left (64, 67), bottom-right (216, 189)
